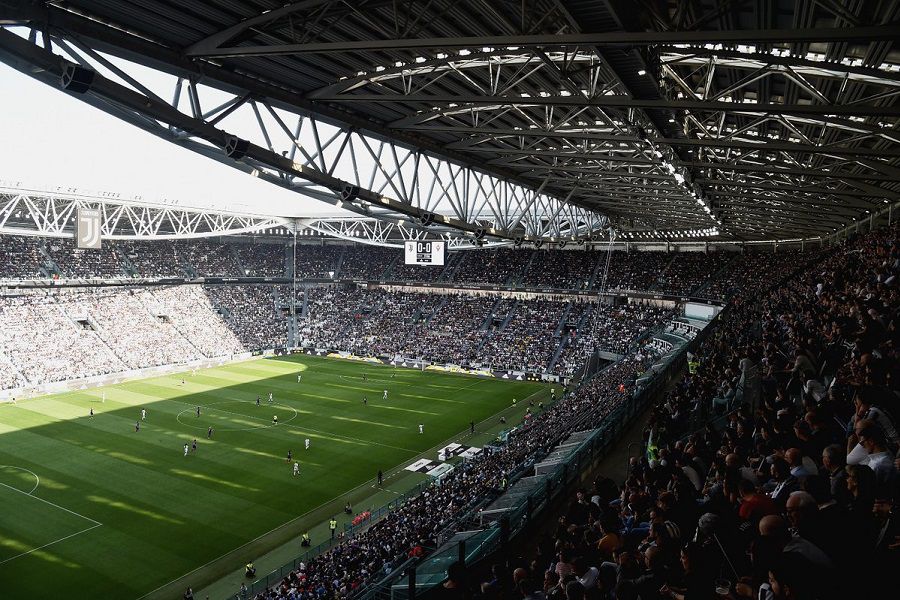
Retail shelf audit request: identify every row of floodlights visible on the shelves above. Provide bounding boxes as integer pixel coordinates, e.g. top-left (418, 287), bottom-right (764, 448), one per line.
top-left (622, 228), bottom-right (720, 239)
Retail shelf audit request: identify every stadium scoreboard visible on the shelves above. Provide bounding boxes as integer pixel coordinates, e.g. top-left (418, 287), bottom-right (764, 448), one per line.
top-left (404, 241), bottom-right (445, 266)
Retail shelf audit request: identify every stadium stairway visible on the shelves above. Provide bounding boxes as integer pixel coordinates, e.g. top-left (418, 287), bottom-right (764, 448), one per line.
top-left (441, 251), bottom-right (467, 282)
top-left (652, 253), bottom-right (678, 291)
top-left (283, 244), bottom-right (294, 278)
top-left (332, 245), bottom-right (347, 278)
top-left (37, 240), bottom-right (63, 278)
top-left (547, 336), bottom-right (570, 374)
top-left (116, 246), bottom-right (140, 277)
top-left (381, 251), bottom-right (403, 280)
top-left (498, 300), bottom-right (519, 332)
top-left (480, 297), bottom-right (503, 331)
top-left (513, 249), bottom-right (537, 285)
top-left (229, 243), bottom-right (248, 276)
top-left (423, 296), bottom-right (448, 325)
top-left (553, 301), bottom-right (574, 337)
top-left (586, 249), bottom-right (607, 290)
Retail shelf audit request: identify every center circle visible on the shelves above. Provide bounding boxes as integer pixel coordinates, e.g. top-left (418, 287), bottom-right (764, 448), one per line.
top-left (175, 401), bottom-right (298, 432)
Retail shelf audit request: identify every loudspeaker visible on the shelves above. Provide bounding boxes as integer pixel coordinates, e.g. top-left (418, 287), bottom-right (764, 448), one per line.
top-left (420, 212), bottom-right (435, 227)
top-left (61, 64), bottom-right (95, 94)
top-left (474, 228), bottom-right (486, 240)
top-left (513, 237), bottom-right (523, 247)
top-left (341, 185), bottom-right (360, 202)
top-left (224, 136), bottom-right (250, 159)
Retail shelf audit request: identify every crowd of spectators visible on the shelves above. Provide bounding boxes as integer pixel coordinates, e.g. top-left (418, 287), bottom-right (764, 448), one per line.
top-left (452, 249), bottom-right (531, 285)
top-left (480, 300), bottom-right (570, 373)
top-left (295, 244), bottom-right (343, 278)
top-left (703, 251), bottom-right (792, 301)
top-left (403, 294), bottom-right (498, 364)
top-left (487, 225), bottom-right (898, 600)
top-left (149, 286), bottom-right (245, 357)
top-left (172, 240), bottom-right (242, 277)
top-left (0, 235), bottom-right (44, 279)
top-left (298, 289), bottom-right (667, 377)
top-left (340, 246), bottom-right (396, 280)
top-left (656, 251), bottom-right (735, 297)
top-left (0, 284), bottom-right (293, 390)
top-left (235, 242), bottom-right (287, 277)
top-left (45, 238), bottom-right (126, 278)
top-left (2, 234), bottom-right (763, 301)
top-left (594, 251), bottom-right (671, 293)
top-left (523, 250), bottom-right (597, 290)
top-left (205, 285), bottom-right (289, 350)
top-left (556, 303), bottom-right (671, 376)
top-left (0, 292), bottom-right (128, 384)
top-left (118, 240), bottom-right (187, 277)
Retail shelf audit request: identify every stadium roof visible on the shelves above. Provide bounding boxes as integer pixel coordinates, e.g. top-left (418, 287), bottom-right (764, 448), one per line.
top-left (1, 0), bottom-right (899, 244)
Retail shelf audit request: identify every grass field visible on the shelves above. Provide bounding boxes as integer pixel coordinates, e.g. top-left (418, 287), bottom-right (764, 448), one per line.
top-left (0, 354), bottom-right (544, 599)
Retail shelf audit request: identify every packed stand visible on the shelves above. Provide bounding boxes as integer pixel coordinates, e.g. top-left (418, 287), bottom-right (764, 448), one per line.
top-left (0, 292), bottom-right (127, 384)
top-left (172, 240), bottom-right (241, 277)
top-left (234, 242), bottom-right (286, 277)
top-left (402, 294), bottom-right (497, 364)
top-left (451, 248), bottom-right (531, 285)
top-left (118, 240), bottom-right (186, 278)
top-left (0, 235), bottom-right (44, 279)
top-left (0, 354), bottom-right (26, 389)
top-left (205, 285), bottom-right (289, 350)
top-left (364, 292), bottom-right (446, 356)
top-left (522, 225), bottom-right (897, 600)
top-left (295, 244), bottom-right (343, 279)
top-left (298, 289), bottom-right (668, 376)
top-left (45, 238), bottom-right (126, 278)
top-left (656, 251), bottom-right (735, 296)
top-left (556, 303), bottom-right (670, 375)
top-left (0, 285), bottom-right (297, 390)
top-left (300, 287), bottom-right (379, 351)
top-left (340, 246), bottom-right (396, 280)
top-left (78, 288), bottom-right (201, 368)
top-left (480, 300), bottom-right (569, 373)
top-left (594, 251), bottom-right (671, 292)
top-left (704, 251), bottom-right (788, 301)
top-left (522, 250), bottom-right (598, 290)
top-left (149, 286), bottom-right (244, 357)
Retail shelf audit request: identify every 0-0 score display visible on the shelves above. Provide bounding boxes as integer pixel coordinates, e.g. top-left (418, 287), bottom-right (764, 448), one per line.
top-left (404, 241), bottom-right (446, 265)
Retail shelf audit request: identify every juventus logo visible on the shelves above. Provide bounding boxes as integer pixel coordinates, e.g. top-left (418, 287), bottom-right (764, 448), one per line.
top-left (76, 207), bottom-right (102, 249)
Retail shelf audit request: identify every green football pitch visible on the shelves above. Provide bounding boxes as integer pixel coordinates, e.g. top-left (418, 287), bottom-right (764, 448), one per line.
top-left (0, 354), bottom-right (544, 599)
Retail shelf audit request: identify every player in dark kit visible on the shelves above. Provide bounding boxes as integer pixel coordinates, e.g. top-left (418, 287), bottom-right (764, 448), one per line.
top-left (196, 406), bottom-right (201, 417)
top-left (207, 426), bottom-right (213, 439)
top-left (287, 449), bottom-right (293, 463)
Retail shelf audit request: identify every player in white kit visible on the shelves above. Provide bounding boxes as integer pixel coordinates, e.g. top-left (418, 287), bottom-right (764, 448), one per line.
top-left (293, 462), bottom-right (300, 476)
top-left (305, 438), bottom-right (311, 450)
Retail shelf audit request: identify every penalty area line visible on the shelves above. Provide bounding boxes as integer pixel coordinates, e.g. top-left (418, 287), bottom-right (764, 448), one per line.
top-left (0, 482), bottom-right (102, 526)
top-left (0, 523), bottom-right (102, 566)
